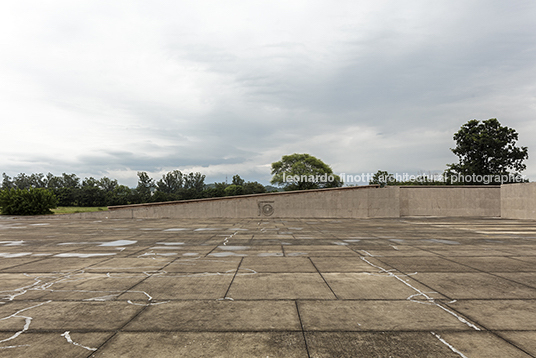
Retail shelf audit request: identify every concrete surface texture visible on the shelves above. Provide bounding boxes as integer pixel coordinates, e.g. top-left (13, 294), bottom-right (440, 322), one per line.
top-left (99, 185), bottom-right (505, 220)
top-left (0, 215), bottom-right (535, 357)
top-left (502, 182), bottom-right (536, 220)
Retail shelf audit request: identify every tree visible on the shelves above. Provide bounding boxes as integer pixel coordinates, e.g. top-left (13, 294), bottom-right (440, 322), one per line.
top-left (1, 173), bottom-right (14, 190)
top-left (369, 170), bottom-right (396, 187)
top-left (99, 177), bottom-right (118, 193)
top-left (106, 185), bottom-right (134, 206)
top-left (182, 172), bottom-right (206, 199)
top-left (224, 184), bottom-right (243, 196)
top-left (135, 172), bottom-right (155, 203)
top-left (0, 188), bottom-right (58, 215)
top-left (270, 153), bottom-right (343, 191)
top-left (242, 181), bottom-right (266, 194)
top-left (156, 170), bottom-right (184, 195)
top-left (231, 175), bottom-right (245, 186)
top-left (78, 177), bottom-right (106, 207)
top-left (445, 119), bottom-right (528, 184)
top-left (369, 170), bottom-right (446, 186)
top-left (203, 182), bottom-right (228, 198)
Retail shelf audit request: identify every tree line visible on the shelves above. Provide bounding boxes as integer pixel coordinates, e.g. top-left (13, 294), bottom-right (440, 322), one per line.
top-left (369, 118), bottom-right (529, 186)
top-left (1, 171), bottom-right (267, 207)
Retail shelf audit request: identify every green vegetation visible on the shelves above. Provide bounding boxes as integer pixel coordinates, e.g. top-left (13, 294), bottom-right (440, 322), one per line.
top-left (1, 171), bottom-right (267, 212)
top-left (271, 153), bottom-right (343, 191)
top-left (3, 119), bottom-right (528, 215)
top-left (52, 207), bottom-right (108, 214)
top-left (369, 170), bottom-right (445, 187)
top-left (445, 118), bottom-right (528, 184)
top-left (370, 118), bottom-right (529, 186)
top-left (0, 188), bottom-right (58, 215)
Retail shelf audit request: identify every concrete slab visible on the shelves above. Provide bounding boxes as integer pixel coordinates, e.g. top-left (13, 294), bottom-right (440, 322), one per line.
top-left (496, 331), bottom-right (536, 356)
top-left (284, 245), bottom-right (359, 257)
top-left (354, 247), bottom-right (440, 257)
top-left (1, 215), bottom-right (536, 356)
top-left (38, 273), bottom-right (146, 301)
top-left (240, 257), bottom-right (317, 273)
top-left (493, 272), bottom-right (536, 289)
top-left (0, 301), bottom-right (142, 330)
top-left (322, 272), bottom-right (446, 300)
top-left (94, 332), bottom-right (307, 358)
top-left (119, 273), bottom-right (235, 300)
top-left (425, 247), bottom-right (510, 257)
top-left (437, 331), bottom-right (533, 358)
top-left (0, 257), bottom-right (117, 273)
top-left (305, 332), bottom-right (461, 357)
top-left (228, 273), bottom-right (336, 299)
top-left (446, 300), bottom-right (536, 330)
top-left (0, 332), bottom-right (112, 358)
top-left (309, 256), bottom-right (383, 273)
top-left (448, 256), bottom-right (536, 272)
top-left (298, 300), bottom-right (476, 331)
top-left (375, 256), bottom-right (479, 272)
top-left (123, 300), bottom-right (301, 331)
top-left (0, 258), bottom-right (45, 270)
top-left (163, 257), bottom-right (241, 273)
top-left (85, 257), bottom-right (173, 272)
top-left (412, 272), bottom-right (536, 299)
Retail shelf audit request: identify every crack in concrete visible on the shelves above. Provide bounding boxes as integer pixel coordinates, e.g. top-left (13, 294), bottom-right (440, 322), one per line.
top-left (360, 257), bottom-right (481, 331)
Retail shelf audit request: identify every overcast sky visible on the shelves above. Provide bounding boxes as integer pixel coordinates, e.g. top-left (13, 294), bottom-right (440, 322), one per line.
top-left (1, 0), bottom-right (535, 187)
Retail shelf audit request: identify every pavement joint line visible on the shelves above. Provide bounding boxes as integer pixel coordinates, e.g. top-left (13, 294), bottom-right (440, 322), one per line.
top-left (430, 331), bottom-right (468, 358)
top-left (204, 244), bottom-right (220, 257)
top-left (2, 216), bottom-right (536, 356)
top-left (84, 301), bottom-right (150, 358)
top-left (487, 330), bottom-right (536, 358)
top-left (419, 250), bottom-right (536, 291)
top-left (370, 256), bottom-right (459, 303)
top-left (221, 257), bottom-right (243, 300)
top-left (480, 271), bottom-right (536, 291)
top-left (308, 257), bottom-right (339, 300)
top-left (295, 300), bottom-right (311, 358)
top-left (4, 328), bottom-right (535, 334)
top-left (360, 256), bottom-right (482, 331)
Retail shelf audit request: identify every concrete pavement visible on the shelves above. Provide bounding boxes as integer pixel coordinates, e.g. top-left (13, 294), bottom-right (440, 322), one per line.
top-left (0, 215), bottom-right (535, 357)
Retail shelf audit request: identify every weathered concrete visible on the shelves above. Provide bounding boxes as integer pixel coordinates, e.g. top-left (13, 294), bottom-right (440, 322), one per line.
top-left (501, 182), bottom-right (536, 220)
top-left (104, 185), bottom-right (400, 219)
top-left (95, 184), bottom-right (509, 220)
top-left (0, 215), bottom-right (536, 357)
top-left (399, 185), bottom-right (501, 217)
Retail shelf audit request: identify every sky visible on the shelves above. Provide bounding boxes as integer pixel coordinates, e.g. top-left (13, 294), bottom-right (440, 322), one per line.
top-left (1, 0), bottom-right (535, 187)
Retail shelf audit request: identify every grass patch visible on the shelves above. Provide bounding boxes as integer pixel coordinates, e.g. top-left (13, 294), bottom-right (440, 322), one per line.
top-left (52, 206), bottom-right (108, 214)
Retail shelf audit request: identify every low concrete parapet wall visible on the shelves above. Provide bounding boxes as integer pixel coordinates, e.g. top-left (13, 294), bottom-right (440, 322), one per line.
top-left (501, 182), bottom-right (536, 220)
top-left (68, 183), bottom-right (536, 220)
top-left (91, 184), bottom-right (511, 220)
top-left (105, 185), bottom-right (400, 219)
top-left (399, 186), bottom-right (501, 217)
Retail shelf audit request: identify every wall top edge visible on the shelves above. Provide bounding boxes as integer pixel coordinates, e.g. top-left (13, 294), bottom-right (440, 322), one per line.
top-left (398, 185), bottom-right (501, 188)
top-left (108, 184), bottom-right (381, 211)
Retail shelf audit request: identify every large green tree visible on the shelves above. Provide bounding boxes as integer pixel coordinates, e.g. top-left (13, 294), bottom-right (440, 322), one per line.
top-left (271, 153), bottom-right (343, 191)
top-left (135, 172), bottom-right (155, 203)
top-left (445, 118), bottom-right (528, 184)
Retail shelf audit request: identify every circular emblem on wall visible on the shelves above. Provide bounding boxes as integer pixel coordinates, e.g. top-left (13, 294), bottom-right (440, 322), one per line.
top-left (261, 203), bottom-right (274, 216)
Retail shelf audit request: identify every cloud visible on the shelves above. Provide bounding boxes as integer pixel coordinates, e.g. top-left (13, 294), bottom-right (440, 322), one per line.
top-left (1, 0), bottom-right (535, 187)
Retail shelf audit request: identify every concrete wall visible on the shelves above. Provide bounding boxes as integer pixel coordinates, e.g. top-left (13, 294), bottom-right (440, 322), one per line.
top-left (70, 183), bottom-right (536, 220)
top-left (501, 182), bottom-right (536, 220)
top-left (102, 185), bottom-right (400, 219)
top-left (399, 186), bottom-right (501, 217)
top-left (79, 184), bottom-right (509, 220)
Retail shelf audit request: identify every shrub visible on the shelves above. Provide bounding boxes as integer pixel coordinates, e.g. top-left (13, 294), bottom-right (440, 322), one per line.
top-left (0, 188), bottom-right (58, 215)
